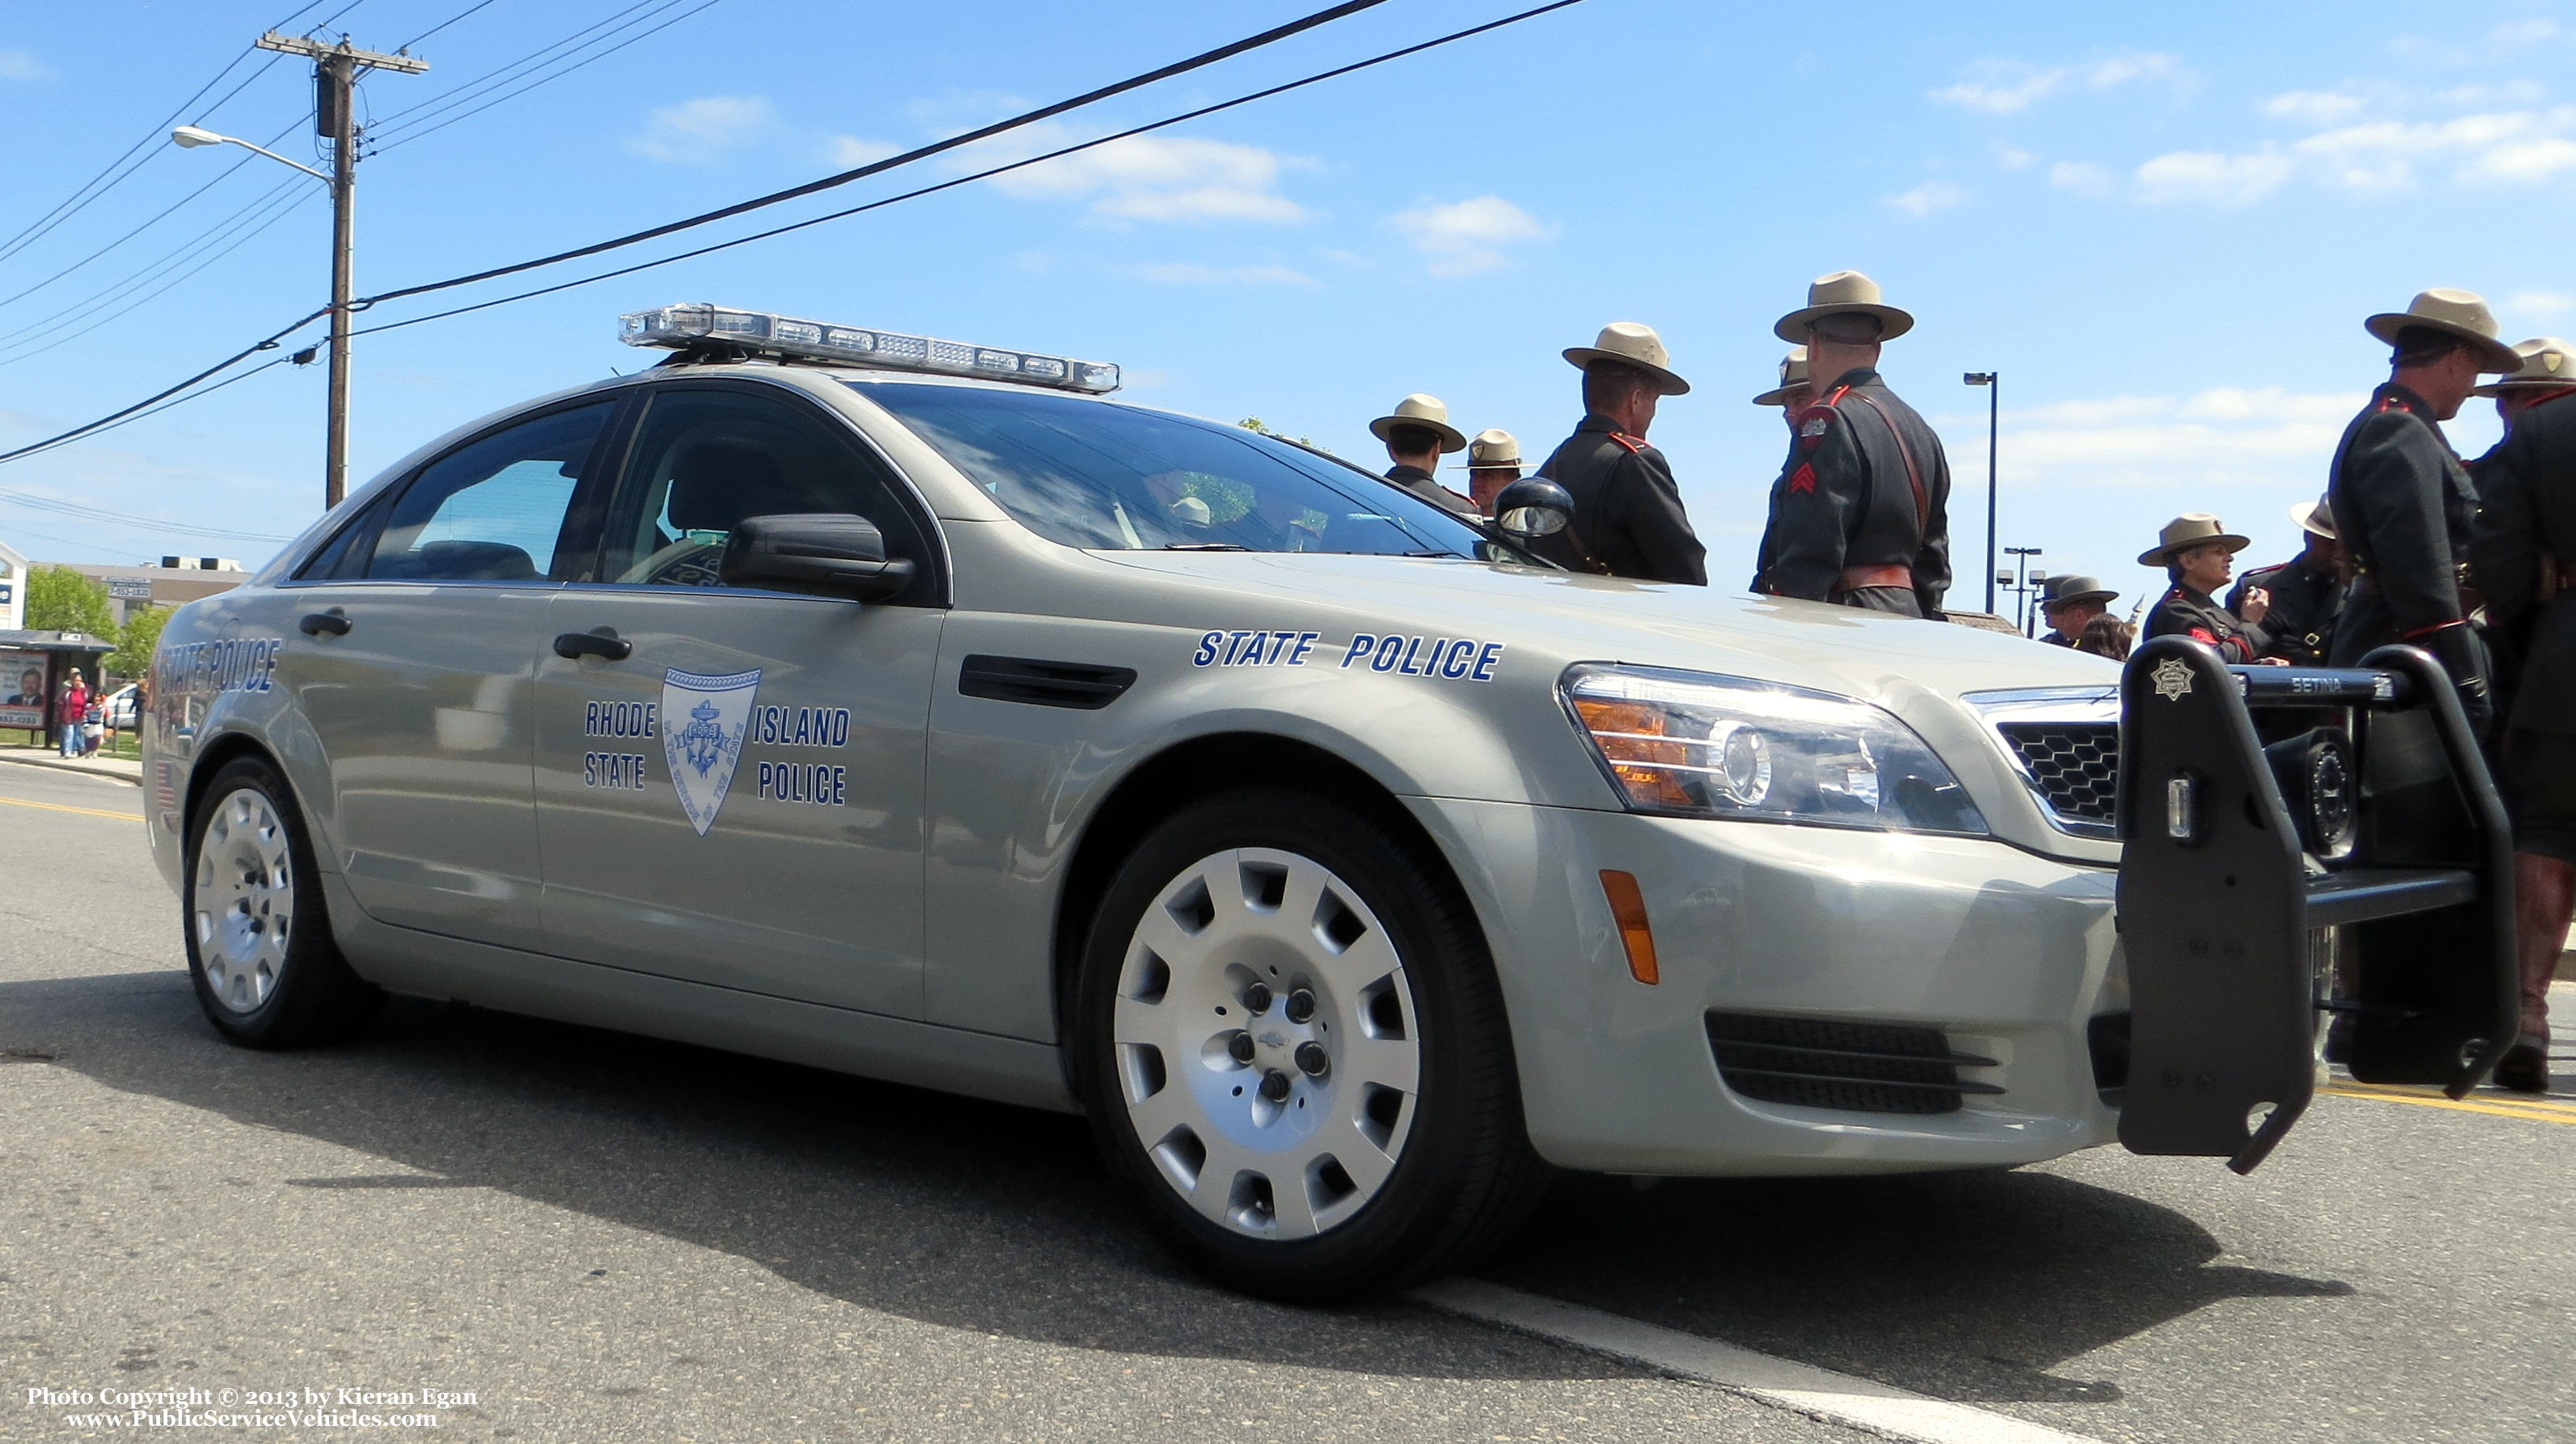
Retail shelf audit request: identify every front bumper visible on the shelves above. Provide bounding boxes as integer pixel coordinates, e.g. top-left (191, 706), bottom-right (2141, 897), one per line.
top-left (1410, 798), bottom-right (2124, 1176)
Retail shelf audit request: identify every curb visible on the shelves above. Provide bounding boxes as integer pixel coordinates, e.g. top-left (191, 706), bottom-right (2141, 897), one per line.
top-left (0, 752), bottom-right (144, 787)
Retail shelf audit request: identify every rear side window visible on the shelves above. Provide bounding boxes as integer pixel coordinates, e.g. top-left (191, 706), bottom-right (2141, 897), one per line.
top-left (366, 402), bottom-right (614, 582)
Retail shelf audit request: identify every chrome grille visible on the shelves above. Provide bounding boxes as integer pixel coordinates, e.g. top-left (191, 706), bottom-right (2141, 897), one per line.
top-left (1965, 686), bottom-right (2122, 839)
top-left (1996, 722), bottom-right (2120, 825)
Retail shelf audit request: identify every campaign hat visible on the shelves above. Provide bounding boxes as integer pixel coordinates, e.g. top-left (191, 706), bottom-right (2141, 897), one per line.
top-left (1751, 346), bottom-right (1811, 407)
top-left (2290, 494), bottom-right (2338, 540)
top-left (1774, 269), bottom-right (1915, 344)
top-left (2137, 513), bottom-right (2252, 568)
top-left (2470, 336), bottom-right (2576, 394)
top-left (1368, 393), bottom-right (1467, 452)
top-left (1563, 321), bottom-right (1690, 395)
top-left (2363, 288), bottom-right (2521, 372)
top-left (1455, 428), bottom-right (1522, 469)
top-left (2040, 574), bottom-right (2118, 608)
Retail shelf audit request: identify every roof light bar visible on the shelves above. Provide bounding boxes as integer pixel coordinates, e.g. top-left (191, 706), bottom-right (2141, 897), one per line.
top-left (618, 303), bottom-right (1120, 394)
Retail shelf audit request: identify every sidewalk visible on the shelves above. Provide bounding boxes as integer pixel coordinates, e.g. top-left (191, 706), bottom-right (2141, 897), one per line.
top-left (0, 747), bottom-right (143, 785)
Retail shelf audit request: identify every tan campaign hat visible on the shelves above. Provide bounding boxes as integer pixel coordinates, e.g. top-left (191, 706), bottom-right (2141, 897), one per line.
top-left (1563, 321), bottom-right (1690, 395)
top-left (1457, 428), bottom-right (1522, 468)
top-left (2363, 288), bottom-right (2521, 372)
top-left (2137, 513), bottom-right (2252, 568)
top-left (2471, 336), bottom-right (2576, 394)
top-left (1774, 269), bottom-right (1915, 344)
top-left (1368, 393), bottom-right (1467, 453)
top-left (2290, 494), bottom-right (2338, 540)
top-left (1751, 346), bottom-right (1811, 407)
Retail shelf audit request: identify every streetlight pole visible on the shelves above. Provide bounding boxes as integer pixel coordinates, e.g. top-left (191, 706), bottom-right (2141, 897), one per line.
top-left (1963, 372), bottom-right (1998, 613)
top-left (175, 31), bottom-right (426, 510)
top-left (2005, 546), bottom-right (2043, 635)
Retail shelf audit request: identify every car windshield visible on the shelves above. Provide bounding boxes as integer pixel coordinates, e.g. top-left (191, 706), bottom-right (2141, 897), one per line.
top-left (848, 380), bottom-right (1522, 561)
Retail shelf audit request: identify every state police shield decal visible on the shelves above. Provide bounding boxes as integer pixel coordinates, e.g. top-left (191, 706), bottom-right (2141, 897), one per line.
top-left (661, 667), bottom-right (761, 835)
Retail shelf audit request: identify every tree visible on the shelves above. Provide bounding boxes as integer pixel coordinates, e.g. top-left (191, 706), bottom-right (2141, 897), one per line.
top-left (24, 565), bottom-right (114, 639)
top-left (107, 604), bottom-right (169, 680)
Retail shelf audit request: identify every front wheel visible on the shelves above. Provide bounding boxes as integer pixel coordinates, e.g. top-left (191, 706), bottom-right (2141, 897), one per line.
top-left (183, 757), bottom-right (383, 1049)
top-left (1073, 788), bottom-right (1547, 1301)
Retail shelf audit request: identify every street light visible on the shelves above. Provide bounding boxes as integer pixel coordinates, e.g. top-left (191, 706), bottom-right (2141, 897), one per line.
top-left (2004, 546), bottom-right (2044, 635)
top-left (1963, 372), bottom-right (1999, 614)
top-left (169, 31), bottom-right (425, 509)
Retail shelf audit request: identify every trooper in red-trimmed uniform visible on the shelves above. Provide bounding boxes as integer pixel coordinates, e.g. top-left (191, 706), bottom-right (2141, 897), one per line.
top-left (2226, 495), bottom-right (2347, 667)
top-left (2467, 335), bottom-right (2576, 1094)
top-left (1527, 322), bottom-right (1706, 584)
top-left (2141, 513), bottom-right (2285, 664)
top-left (1753, 271), bottom-right (1952, 618)
top-left (2324, 288), bottom-right (2522, 734)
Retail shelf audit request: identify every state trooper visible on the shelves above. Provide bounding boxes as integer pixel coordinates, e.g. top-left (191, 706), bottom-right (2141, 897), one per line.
top-left (2467, 335), bottom-right (2576, 1093)
top-left (2325, 288), bottom-right (2521, 732)
top-left (1527, 322), bottom-right (1707, 583)
top-left (2035, 575), bottom-right (2118, 648)
top-left (1458, 428), bottom-right (1522, 517)
top-left (1752, 271), bottom-right (1952, 617)
top-left (2140, 513), bottom-right (2282, 664)
top-left (1751, 346), bottom-right (1812, 425)
top-left (1369, 394), bottom-right (1481, 519)
top-left (2226, 496), bottom-right (2346, 666)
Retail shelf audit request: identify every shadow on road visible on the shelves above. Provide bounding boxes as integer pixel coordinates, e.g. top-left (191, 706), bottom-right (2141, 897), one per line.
top-left (2, 969), bottom-right (2348, 1397)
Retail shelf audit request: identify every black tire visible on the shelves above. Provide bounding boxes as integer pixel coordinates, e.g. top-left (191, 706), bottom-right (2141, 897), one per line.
top-left (1071, 787), bottom-right (1549, 1301)
top-left (182, 757), bottom-right (384, 1049)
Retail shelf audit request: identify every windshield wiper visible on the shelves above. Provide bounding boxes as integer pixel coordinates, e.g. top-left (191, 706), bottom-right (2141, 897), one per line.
top-left (1161, 542), bottom-right (1251, 551)
top-left (1402, 549), bottom-right (1465, 559)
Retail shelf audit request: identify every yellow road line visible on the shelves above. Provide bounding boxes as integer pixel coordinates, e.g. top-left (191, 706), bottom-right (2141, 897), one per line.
top-left (2322, 1080), bottom-right (2576, 1125)
top-left (0, 792), bottom-right (141, 823)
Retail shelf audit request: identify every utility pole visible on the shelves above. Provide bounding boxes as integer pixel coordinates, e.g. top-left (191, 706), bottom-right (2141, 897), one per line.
top-left (253, 31), bottom-right (427, 508)
top-left (1963, 372), bottom-right (1998, 613)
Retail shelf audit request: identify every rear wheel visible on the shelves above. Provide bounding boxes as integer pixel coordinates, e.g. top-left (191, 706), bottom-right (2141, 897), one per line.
top-left (1073, 788), bottom-right (1547, 1301)
top-left (183, 757), bottom-right (383, 1048)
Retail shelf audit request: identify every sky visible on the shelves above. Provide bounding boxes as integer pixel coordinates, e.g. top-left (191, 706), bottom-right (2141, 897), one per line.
top-left (2, 0), bottom-right (2574, 620)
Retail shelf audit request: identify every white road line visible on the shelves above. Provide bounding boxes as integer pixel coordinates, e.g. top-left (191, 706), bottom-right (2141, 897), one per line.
top-left (1410, 1278), bottom-right (2108, 1444)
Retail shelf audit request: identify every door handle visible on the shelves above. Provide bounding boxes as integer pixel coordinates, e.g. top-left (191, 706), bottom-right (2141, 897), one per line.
top-left (298, 610), bottom-right (351, 637)
top-left (553, 630), bottom-right (632, 662)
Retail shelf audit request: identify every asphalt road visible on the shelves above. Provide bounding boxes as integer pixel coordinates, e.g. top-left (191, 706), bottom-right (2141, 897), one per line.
top-left (0, 760), bottom-right (2568, 1443)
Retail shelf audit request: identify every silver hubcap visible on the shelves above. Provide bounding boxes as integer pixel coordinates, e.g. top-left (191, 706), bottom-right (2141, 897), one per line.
top-left (1114, 847), bottom-right (1421, 1240)
top-left (191, 787), bottom-right (294, 1014)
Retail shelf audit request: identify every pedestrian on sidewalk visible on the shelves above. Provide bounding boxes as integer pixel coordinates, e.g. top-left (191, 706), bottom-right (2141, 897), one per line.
top-left (57, 672), bottom-right (87, 759)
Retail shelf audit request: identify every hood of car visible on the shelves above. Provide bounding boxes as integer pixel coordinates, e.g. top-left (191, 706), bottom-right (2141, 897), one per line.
top-left (1095, 550), bottom-right (2122, 707)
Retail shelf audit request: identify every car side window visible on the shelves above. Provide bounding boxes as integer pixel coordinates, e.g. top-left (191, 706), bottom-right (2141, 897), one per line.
top-left (365, 402), bottom-right (614, 582)
top-left (588, 387), bottom-right (936, 605)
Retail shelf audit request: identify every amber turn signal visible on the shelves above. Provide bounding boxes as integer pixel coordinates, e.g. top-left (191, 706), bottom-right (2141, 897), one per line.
top-left (1598, 869), bottom-right (1659, 985)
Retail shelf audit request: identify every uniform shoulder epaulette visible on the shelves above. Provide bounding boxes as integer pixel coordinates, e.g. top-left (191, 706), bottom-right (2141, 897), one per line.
top-left (1607, 431), bottom-right (1649, 455)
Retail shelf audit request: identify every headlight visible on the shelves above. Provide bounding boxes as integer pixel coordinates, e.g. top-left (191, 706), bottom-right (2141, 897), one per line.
top-left (1562, 665), bottom-right (1989, 835)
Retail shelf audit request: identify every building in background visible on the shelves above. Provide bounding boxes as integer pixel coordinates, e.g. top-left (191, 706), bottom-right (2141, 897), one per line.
top-left (53, 557), bottom-right (246, 627)
top-left (0, 538), bottom-right (24, 632)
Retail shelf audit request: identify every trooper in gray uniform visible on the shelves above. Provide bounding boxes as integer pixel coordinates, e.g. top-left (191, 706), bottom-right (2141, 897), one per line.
top-left (2326, 288), bottom-right (2522, 733)
top-left (1753, 271), bottom-right (1952, 618)
top-left (2467, 335), bottom-right (2576, 1093)
top-left (1529, 323), bottom-right (1707, 584)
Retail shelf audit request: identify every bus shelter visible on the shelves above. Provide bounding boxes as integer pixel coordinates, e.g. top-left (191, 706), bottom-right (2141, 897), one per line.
top-left (0, 629), bottom-right (117, 743)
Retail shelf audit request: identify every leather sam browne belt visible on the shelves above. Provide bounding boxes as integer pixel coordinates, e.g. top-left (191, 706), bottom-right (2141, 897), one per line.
top-left (1833, 563), bottom-right (1913, 593)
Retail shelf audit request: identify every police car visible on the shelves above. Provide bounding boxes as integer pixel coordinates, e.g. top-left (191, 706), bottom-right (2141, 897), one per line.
top-left (145, 303), bottom-right (2511, 1301)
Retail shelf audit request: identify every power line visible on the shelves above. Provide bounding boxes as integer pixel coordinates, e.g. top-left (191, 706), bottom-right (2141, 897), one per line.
top-left (354, 0), bottom-right (1588, 339)
top-left (397, 0), bottom-right (499, 51)
top-left (0, 482), bottom-right (295, 544)
top-left (369, 0), bottom-right (680, 137)
top-left (369, 0), bottom-right (723, 154)
top-left (0, 183), bottom-right (317, 372)
top-left (362, 0), bottom-right (1394, 309)
top-left (0, 0), bottom-right (1585, 469)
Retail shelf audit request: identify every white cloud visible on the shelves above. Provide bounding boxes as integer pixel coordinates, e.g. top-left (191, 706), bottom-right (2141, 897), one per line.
top-left (2263, 90), bottom-right (2365, 124)
top-left (0, 49), bottom-right (47, 81)
top-left (826, 135), bottom-right (900, 168)
top-left (972, 124), bottom-right (1310, 224)
top-left (2048, 160), bottom-right (2115, 196)
top-left (1884, 180), bottom-right (1967, 217)
top-left (2510, 291), bottom-right (2574, 317)
top-left (1389, 195), bottom-right (1552, 276)
top-left (1133, 262), bottom-right (1318, 287)
top-left (1951, 387), bottom-right (2367, 489)
top-left (1996, 146), bottom-right (2038, 170)
top-left (2134, 147), bottom-right (2296, 205)
top-left (628, 95), bottom-right (777, 163)
top-left (1930, 52), bottom-right (2185, 113)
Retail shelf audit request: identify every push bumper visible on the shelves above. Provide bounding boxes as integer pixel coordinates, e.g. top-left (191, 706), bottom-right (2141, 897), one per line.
top-left (1410, 796), bottom-right (2124, 1176)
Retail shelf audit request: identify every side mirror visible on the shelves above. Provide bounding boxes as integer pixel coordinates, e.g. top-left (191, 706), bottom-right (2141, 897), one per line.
top-left (719, 513), bottom-right (916, 602)
top-left (1492, 476), bottom-right (1574, 541)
